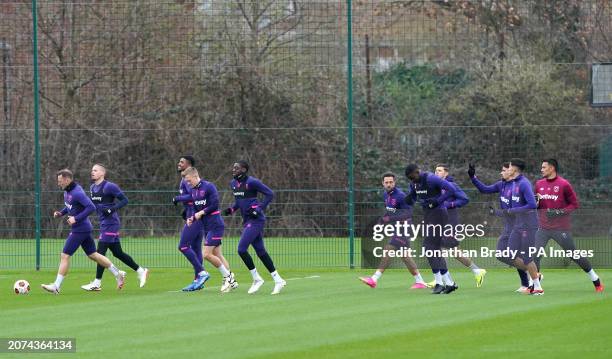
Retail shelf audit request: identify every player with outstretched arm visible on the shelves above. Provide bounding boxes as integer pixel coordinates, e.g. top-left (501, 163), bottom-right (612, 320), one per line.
top-left (469, 162), bottom-right (532, 292)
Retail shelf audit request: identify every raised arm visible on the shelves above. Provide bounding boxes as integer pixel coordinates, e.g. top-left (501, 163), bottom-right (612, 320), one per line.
top-left (471, 177), bottom-right (502, 194)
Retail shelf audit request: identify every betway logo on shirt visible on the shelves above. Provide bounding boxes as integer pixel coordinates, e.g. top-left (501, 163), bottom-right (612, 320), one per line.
top-left (500, 197), bottom-right (510, 204)
top-left (539, 194), bottom-right (559, 201)
top-left (512, 196), bottom-right (521, 202)
top-left (415, 190), bottom-right (428, 195)
top-left (386, 207), bottom-right (397, 213)
top-left (91, 196), bottom-right (102, 202)
top-left (234, 192), bottom-right (245, 196)
top-left (194, 200), bottom-right (207, 206)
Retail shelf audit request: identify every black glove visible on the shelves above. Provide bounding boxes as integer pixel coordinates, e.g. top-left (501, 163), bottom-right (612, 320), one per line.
top-left (248, 208), bottom-right (260, 219)
top-left (423, 198), bottom-right (439, 209)
top-left (181, 209), bottom-right (187, 220)
top-left (172, 197), bottom-right (178, 206)
top-left (103, 208), bottom-right (114, 217)
top-left (546, 208), bottom-right (565, 218)
top-left (468, 163), bottom-right (476, 178)
top-left (222, 207), bottom-right (233, 216)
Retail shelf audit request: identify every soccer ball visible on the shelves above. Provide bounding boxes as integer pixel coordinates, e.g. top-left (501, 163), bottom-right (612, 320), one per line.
top-left (14, 280), bottom-right (30, 295)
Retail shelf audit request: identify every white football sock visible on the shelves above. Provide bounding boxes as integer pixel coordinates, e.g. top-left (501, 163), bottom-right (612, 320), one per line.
top-left (533, 278), bottom-right (542, 290)
top-left (270, 270), bottom-right (283, 283)
top-left (434, 272), bottom-right (443, 285)
top-left (136, 267), bottom-right (145, 274)
top-left (413, 272), bottom-right (424, 283)
top-left (250, 268), bottom-right (262, 281)
top-left (92, 278), bottom-right (102, 287)
top-left (372, 270), bottom-right (382, 282)
top-left (442, 272), bottom-right (455, 286)
top-left (218, 264), bottom-right (230, 277)
top-left (108, 264), bottom-right (120, 276)
top-left (469, 263), bottom-right (481, 275)
top-left (587, 269), bottom-right (599, 281)
top-left (54, 274), bottom-right (64, 289)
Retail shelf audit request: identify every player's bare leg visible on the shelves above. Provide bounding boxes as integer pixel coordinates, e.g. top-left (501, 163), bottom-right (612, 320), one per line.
top-left (42, 253), bottom-right (72, 294)
top-left (360, 244), bottom-right (425, 288)
top-left (205, 246), bottom-right (237, 292)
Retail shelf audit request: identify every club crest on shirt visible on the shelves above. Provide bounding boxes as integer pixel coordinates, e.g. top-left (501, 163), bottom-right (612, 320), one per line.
top-left (553, 186), bottom-right (559, 192)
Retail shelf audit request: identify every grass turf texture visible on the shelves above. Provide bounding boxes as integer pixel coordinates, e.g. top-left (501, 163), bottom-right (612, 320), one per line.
top-left (0, 268), bottom-right (610, 358)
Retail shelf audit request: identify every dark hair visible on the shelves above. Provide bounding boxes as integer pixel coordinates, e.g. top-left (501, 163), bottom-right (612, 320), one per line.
top-left (509, 158), bottom-right (526, 171)
top-left (181, 155), bottom-right (195, 167)
top-left (543, 158), bottom-right (559, 172)
top-left (435, 163), bottom-right (450, 172)
top-left (404, 164), bottom-right (419, 177)
top-left (502, 162), bottom-right (510, 168)
top-left (56, 169), bottom-right (73, 179)
top-left (237, 160), bottom-right (249, 172)
top-left (382, 172), bottom-right (396, 181)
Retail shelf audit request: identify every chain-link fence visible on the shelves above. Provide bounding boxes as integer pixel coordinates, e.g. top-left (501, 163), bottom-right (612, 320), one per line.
top-left (1, 1), bottom-right (611, 269)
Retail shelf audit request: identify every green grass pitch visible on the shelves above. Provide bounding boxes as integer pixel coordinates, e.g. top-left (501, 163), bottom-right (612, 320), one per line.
top-left (1, 268), bottom-right (610, 358)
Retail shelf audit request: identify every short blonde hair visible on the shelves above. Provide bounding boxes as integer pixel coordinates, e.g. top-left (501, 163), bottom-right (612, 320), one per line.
top-left (181, 167), bottom-right (199, 177)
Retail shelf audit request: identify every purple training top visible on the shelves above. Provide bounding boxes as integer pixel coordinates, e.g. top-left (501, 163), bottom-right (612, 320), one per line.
top-left (229, 176), bottom-right (274, 222)
top-left (383, 187), bottom-right (412, 222)
top-left (407, 172), bottom-right (456, 209)
top-left (182, 179), bottom-right (225, 229)
top-left (90, 180), bottom-right (128, 226)
top-left (60, 182), bottom-right (95, 233)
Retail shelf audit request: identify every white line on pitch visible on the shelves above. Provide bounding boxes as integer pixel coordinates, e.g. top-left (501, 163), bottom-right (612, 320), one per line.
top-left (286, 275), bottom-right (321, 281)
